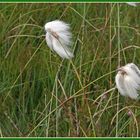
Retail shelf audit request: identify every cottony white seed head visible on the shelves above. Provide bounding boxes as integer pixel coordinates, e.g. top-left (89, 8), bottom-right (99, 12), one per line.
top-left (115, 63), bottom-right (140, 100)
top-left (44, 20), bottom-right (74, 59)
top-left (126, 2), bottom-right (138, 6)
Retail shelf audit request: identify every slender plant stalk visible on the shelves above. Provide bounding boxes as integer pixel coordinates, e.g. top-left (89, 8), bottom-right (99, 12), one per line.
top-left (116, 3), bottom-right (121, 137)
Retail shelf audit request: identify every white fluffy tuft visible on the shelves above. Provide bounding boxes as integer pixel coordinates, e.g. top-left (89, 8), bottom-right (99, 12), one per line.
top-left (126, 2), bottom-right (138, 7)
top-left (115, 73), bottom-right (128, 97)
top-left (44, 20), bottom-right (74, 59)
top-left (115, 63), bottom-right (140, 100)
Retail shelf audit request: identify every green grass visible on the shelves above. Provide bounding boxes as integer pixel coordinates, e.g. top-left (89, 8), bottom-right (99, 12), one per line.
top-left (0, 3), bottom-right (140, 137)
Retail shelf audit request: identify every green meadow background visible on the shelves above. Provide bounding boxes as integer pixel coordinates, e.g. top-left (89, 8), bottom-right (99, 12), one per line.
top-left (0, 3), bottom-right (140, 137)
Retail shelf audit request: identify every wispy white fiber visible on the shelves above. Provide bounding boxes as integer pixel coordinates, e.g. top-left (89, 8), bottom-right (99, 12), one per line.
top-left (45, 20), bottom-right (74, 59)
top-left (115, 63), bottom-right (140, 100)
top-left (126, 2), bottom-right (138, 6)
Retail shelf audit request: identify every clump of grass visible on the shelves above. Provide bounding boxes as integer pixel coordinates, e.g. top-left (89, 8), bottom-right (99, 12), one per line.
top-left (0, 3), bottom-right (140, 137)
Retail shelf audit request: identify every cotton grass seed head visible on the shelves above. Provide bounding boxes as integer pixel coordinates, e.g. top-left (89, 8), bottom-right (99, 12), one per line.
top-left (115, 63), bottom-right (140, 100)
top-left (126, 2), bottom-right (138, 7)
top-left (44, 20), bottom-right (74, 59)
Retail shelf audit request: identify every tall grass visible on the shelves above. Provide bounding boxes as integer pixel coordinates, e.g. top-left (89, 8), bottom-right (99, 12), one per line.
top-left (0, 3), bottom-right (140, 137)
